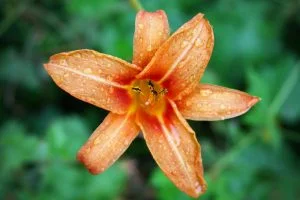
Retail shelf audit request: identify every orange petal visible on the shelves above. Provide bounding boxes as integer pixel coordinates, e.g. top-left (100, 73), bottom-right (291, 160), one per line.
top-left (44, 49), bottom-right (141, 114)
top-left (176, 84), bottom-right (260, 121)
top-left (136, 100), bottom-right (206, 198)
top-left (77, 112), bottom-right (139, 174)
top-left (137, 13), bottom-right (214, 100)
top-left (132, 10), bottom-right (170, 68)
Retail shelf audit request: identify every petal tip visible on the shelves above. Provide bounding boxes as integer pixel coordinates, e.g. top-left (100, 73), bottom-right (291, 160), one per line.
top-left (248, 96), bottom-right (261, 107)
top-left (43, 63), bottom-right (52, 74)
top-left (43, 63), bottom-right (49, 70)
top-left (77, 149), bottom-right (102, 175)
top-left (187, 181), bottom-right (207, 198)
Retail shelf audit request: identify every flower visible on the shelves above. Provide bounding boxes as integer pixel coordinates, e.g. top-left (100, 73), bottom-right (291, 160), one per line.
top-left (44, 10), bottom-right (259, 197)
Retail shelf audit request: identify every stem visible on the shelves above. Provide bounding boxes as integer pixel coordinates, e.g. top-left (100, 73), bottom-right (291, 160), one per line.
top-left (268, 63), bottom-right (299, 117)
top-left (129, 0), bottom-right (144, 11)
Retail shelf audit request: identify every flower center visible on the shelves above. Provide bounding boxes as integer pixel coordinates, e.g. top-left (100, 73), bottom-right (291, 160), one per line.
top-left (130, 79), bottom-right (167, 115)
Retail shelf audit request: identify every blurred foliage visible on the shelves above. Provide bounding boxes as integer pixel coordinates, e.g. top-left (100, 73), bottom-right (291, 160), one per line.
top-left (1, 0), bottom-right (300, 199)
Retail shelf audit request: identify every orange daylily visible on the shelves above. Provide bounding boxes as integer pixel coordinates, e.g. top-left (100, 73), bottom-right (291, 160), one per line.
top-left (44, 10), bottom-right (259, 197)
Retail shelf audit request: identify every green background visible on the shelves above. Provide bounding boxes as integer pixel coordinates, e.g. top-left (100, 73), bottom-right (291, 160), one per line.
top-left (1, 0), bottom-right (300, 199)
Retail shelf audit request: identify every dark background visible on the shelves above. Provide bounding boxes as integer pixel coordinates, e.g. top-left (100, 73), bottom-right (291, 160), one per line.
top-left (1, 0), bottom-right (300, 199)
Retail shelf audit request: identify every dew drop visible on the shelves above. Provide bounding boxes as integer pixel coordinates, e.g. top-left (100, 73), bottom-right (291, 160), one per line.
top-left (93, 137), bottom-right (101, 145)
top-left (197, 103), bottom-right (202, 108)
top-left (158, 138), bottom-right (163, 144)
top-left (181, 40), bottom-right (189, 48)
top-left (63, 73), bottom-right (69, 78)
top-left (147, 45), bottom-right (152, 52)
top-left (59, 60), bottom-right (67, 65)
top-left (195, 182), bottom-right (202, 194)
top-left (195, 38), bottom-right (202, 47)
top-left (124, 139), bottom-right (130, 146)
top-left (220, 104), bottom-right (226, 109)
top-left (86, 147), bottom-right (91, 153)
top-left (107, 76), bottom-right (113, 81)
top-left (185, 101), bottom-right (192, 107)
top-left (84, 68), bottom-right (92, 74)
top-left (206, 38), bottom-right (212, 48)
top-left (138, 23), bottom-right (144, 29)
top-left (200, 89), bottom-right (212, 96)
top-left (178, 63), bottom-right (184, 69)
top-left (74, 53), bottom-right (81, 58)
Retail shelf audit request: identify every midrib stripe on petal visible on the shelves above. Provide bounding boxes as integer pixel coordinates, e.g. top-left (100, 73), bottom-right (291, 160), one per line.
top-left (93, 113), bottom-right (131, 155)
top-left (50, 63), bottom-right (127, 89)
top-left (158, 22), bottom-right (205, 83)
top-left (158, 117), bottom-right (195, 189)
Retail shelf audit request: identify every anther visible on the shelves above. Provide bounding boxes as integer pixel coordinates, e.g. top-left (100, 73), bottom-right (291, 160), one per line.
top-left (132, 87), bottom-right (142, 93)
top-left (159, 88), bottom-right (168, 95)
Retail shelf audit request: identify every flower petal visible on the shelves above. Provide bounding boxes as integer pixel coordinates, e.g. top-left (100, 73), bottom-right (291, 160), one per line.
top-left (77, 112), bottom-right (139, 174)
top-left (44, 49), bottom-right (141, 114)
top-left (132, 10), bottom-right (170, 68)
top-left (176, 84), bottom-right (260, 121)
top-left (136, 101), bottom-right (206, 197)
top-left (137, 13), bottom-right (214, 100)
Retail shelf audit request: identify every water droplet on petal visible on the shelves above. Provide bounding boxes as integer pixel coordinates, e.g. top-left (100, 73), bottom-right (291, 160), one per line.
top-left (59, 60), bottom-right (67, 65)
top-left (195, 38), bottom-right (202, 47)
top-left (195, 182), bottom-right (202, 194)
top-left (197, 103), bottom-right (202, 108)
top-left (84, 68), bottom-right (92, 74)
top-left (158, 138), bottom-right (163, 144)
top-left (94, 137), bottom-right (101, 145)
top-left (220, 104), bottom-right (226, 109)
top-left (138, 23), bottom-right (144, 29)
top-left (124, 139), bottom-right (129, 145)
top-left (86, 147), bottom-right (91, 153)
top-left (200, 89), bottom-right (212, 96)
top-left (181, 40), bottom-right (189, 48)
top-left (147, 45), bottom-right (152, 52)
top-left (185, 101), bottom-right (192, 107)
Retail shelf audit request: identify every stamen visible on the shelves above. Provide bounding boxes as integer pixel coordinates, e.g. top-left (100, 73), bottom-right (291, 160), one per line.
top-left (132, 87), bottom-right (142, 93)
top-left (159, 88), bottom-right (168, 95)
top-left (131, 79), bottom-right (167, 113)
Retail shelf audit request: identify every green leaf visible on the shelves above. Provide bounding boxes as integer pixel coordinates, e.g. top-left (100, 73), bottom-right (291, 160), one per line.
top-left (0, 49), bottom-right (40, 90)
top-left (0, 121), bottom-right (39, 172)
top-left (45, 116), bottom-right (89, 160)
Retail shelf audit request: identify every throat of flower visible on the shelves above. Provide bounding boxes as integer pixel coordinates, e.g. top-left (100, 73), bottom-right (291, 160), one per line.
top-left (130, 79), bottom-right (167, 115)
